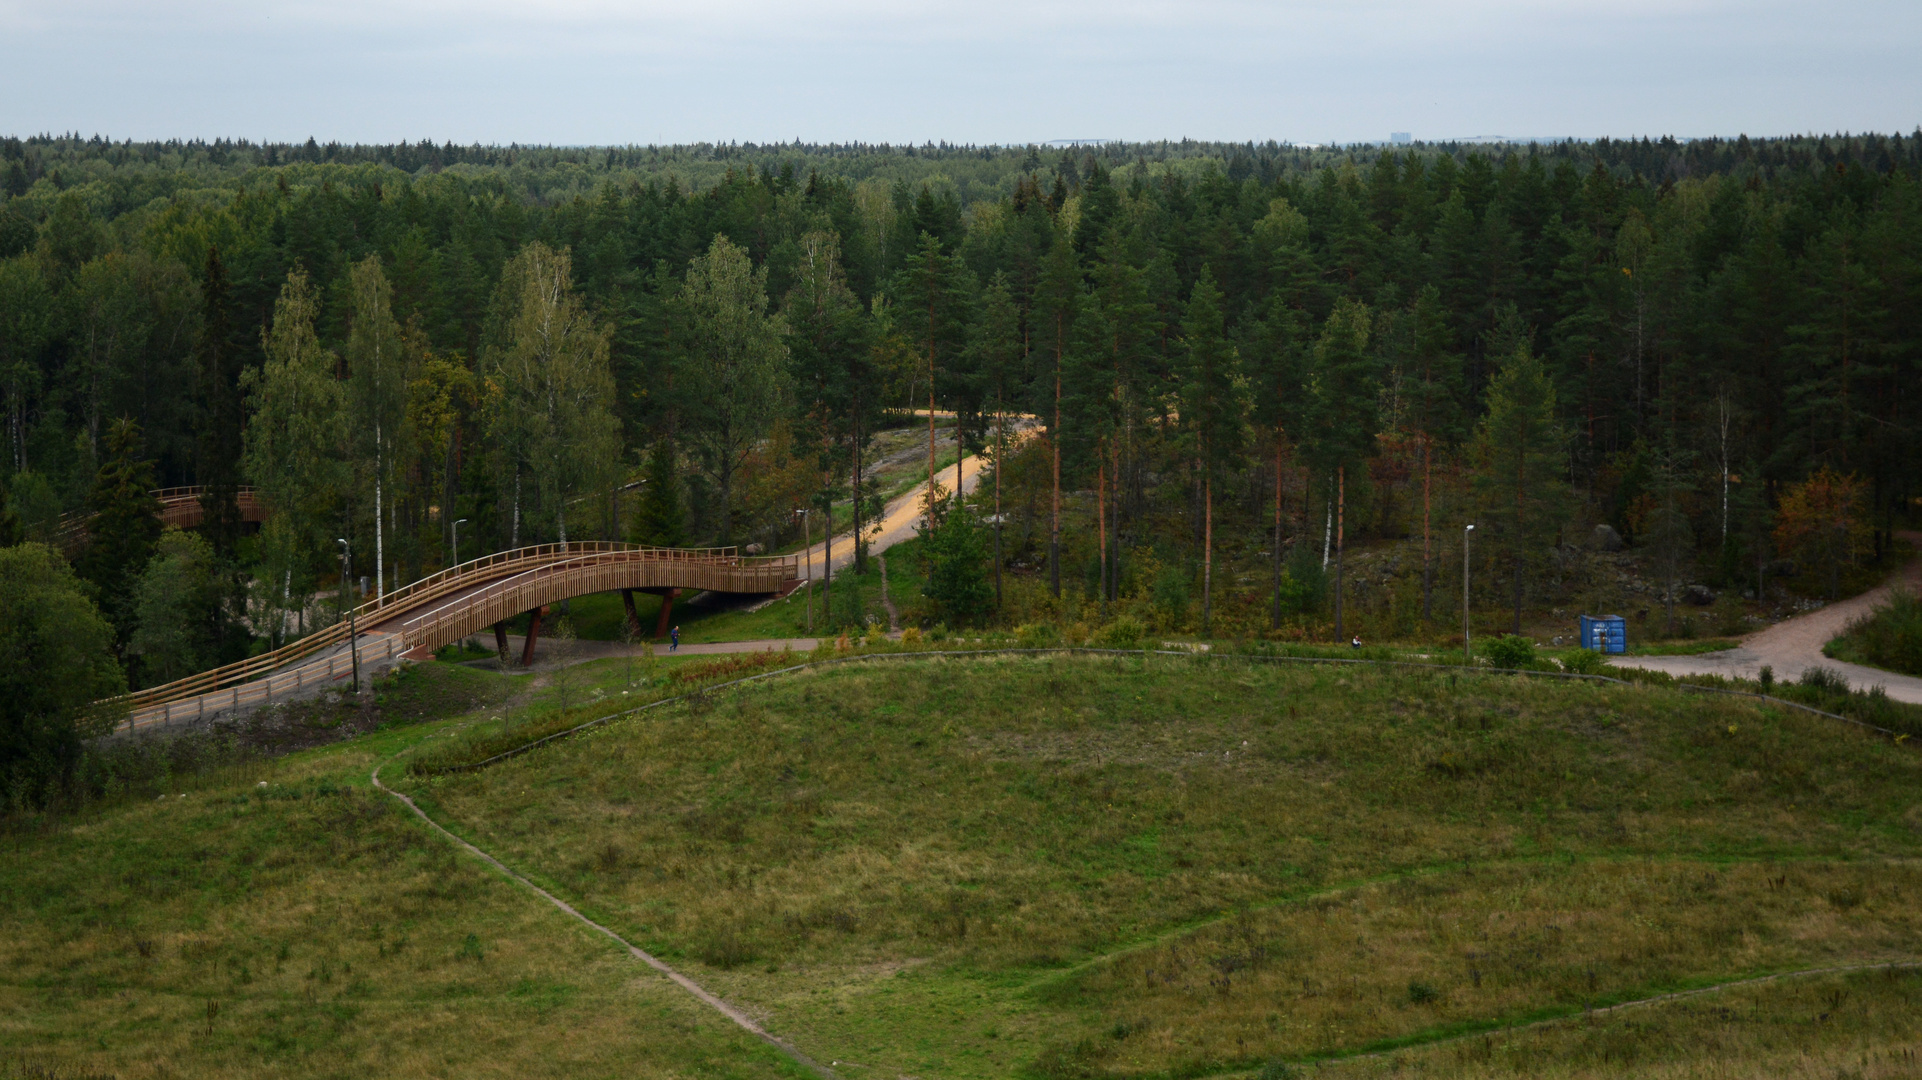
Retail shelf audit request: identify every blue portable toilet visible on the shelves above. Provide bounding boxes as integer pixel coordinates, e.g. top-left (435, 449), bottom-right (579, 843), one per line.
top-left (1578, 614), bottom-right (1626, 654)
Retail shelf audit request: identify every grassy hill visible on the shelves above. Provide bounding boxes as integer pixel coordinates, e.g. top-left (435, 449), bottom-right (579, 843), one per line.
top-left (5, 654), bottom-right (1921, 1078)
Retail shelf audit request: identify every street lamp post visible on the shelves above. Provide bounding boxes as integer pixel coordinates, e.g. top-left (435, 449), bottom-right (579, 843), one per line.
top-left (794, 506), bottom-right (812, 633)
top-left (451, 518), bottom-right (468, 568)
top-left (338, 538), bottom-right (361, 692)
top-left (1463, 524), bottom-right (1475, 667)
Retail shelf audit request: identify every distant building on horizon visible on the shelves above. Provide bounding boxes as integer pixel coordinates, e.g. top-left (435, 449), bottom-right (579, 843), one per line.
top-left (1391, 132), bottom-right (1413, 144)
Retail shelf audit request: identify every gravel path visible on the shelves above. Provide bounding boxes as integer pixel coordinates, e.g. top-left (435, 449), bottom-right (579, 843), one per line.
top-left (1609, 537), bottom-right (1922, 703)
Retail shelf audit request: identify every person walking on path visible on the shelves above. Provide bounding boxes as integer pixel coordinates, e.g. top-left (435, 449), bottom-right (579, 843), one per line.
top-left (670, 625), bottom-right (680, 652)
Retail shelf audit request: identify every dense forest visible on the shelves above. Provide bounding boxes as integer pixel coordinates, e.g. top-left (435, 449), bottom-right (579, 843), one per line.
top-left (1, 131), bottom-right (1918, 697)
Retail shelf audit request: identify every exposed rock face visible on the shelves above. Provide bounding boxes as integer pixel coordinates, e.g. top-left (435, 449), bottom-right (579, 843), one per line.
top-left (1684, 583), bottom-right (1716, 606)
top-left (1591, 524), bottom-right (1625, 552)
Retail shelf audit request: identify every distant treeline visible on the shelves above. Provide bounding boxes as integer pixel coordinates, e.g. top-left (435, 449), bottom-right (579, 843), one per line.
top-left (8, 130), bottom-right (1922, 211)
top-left (0, 129), bottom-right (1915, 667)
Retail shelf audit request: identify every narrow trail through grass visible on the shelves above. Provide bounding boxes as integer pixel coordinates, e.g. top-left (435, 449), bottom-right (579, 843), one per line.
top-left (370, 749), bottom-right (838, 1078)
top-left (381, 648), bottom-right (1922, 1078)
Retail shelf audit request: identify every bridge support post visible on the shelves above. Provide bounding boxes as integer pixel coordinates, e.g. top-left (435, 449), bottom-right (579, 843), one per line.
top-left (621, 588), bottom-right (640, 637)
top-left (653, 589), bottom-right (678, 640)
top-left (493, 621), bottom-right (509, 659)
top-left (521, 607), bottom-right (545, 667)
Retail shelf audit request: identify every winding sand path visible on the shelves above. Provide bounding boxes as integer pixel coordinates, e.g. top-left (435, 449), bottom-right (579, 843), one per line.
top-left (1609, 538), bottom-right (1922, 704)
top-left (795, 444), bottom-right (992, 579)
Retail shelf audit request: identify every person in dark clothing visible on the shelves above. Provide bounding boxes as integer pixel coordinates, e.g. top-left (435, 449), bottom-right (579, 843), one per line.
top-left (670, 625), bottom-right (680, 652)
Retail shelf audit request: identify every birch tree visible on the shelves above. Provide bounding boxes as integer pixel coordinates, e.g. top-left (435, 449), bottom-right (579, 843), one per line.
top-left (346, 256), bottom-right (408, 597)
top-left (481, 242), bottom-right (620, 549)
top-left (671, 235), bottom-right (787, 546)
top-left (243, 267), bottom-right (348, 566)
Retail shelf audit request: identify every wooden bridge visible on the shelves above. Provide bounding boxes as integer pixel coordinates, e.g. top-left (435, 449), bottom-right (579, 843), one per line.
top-left (101, 541), bottom-right (804, 733)
top-left (56, 485), bottom-right (270, 553)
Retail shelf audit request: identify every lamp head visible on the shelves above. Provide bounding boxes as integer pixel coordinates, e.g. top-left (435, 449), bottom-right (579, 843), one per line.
top-left (455, 518), bottom-right (468, 526)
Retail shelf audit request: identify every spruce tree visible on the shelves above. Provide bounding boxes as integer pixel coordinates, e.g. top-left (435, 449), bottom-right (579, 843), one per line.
top-left (630, 439), bottom-right (686, 547)
top-left (195, 246), bottom-right (244, 559)
top-left (76, 418), bottom-right (161, 654)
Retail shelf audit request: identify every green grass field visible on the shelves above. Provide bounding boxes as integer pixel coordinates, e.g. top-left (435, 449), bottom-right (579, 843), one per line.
top-left (6, 654), bottom-right (1920, 1078)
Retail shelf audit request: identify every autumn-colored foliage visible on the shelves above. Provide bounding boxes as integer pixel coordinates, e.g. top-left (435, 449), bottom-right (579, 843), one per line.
top-left (1772, 467), bottom-right (1869, 563)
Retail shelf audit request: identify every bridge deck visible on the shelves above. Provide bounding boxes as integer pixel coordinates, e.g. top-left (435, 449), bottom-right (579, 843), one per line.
top-left (103, 540), bottom-right (801, 732)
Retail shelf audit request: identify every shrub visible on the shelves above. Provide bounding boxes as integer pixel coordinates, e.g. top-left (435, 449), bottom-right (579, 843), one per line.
top-left (1407, 980), bottom-right (1439, 1004)
top-left (901, 626), bottom-right (923, 645)
top-left (919, 510), bottom-right (992, 625)
top-left (1017, 622), bottom-right (1061, 649)
top-left (1482, 634), bottom-right (1538, 670)
top-left (1096, 616), bottom-right (1146, 649)
top-left (1558, 648), bottom-right (1609, 676)
top-left (1800, 665), bottom-right (1849, 693)
top-left (1827, 590), bottom-right (1922, 677)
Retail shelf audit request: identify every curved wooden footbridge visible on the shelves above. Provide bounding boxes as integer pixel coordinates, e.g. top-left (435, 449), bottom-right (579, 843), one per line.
top-left (56, 486), bottom-right (271, 552)
top-left (83, 491), bottom-right (803, 731)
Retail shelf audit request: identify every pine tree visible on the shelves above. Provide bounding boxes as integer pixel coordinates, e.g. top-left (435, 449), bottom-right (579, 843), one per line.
top-left (1031, 225), bottom-right (1080, 597)
top-left (1305, 298), bottom-right (1379, 641)
top-left (1177, 269), bottom-right (1249, 636)
top-left (896, 232), bottom-right (970, 505)
top-left (968, 272), bottom-right (1026, 609)
top-left (1472, 343), bottom-right (1569, 634)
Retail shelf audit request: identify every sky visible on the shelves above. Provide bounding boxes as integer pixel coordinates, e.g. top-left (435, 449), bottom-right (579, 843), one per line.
top-left (2, 0), bottom-right (1917, 146)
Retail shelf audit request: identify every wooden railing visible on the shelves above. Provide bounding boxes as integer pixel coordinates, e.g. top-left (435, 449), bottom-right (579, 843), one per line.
top-left (399, 549), bottom-right (802, 652)
top-left (124, 632), bottom-right (408, 732)
top-left (103, 542), bottom-right (801, 720)
top-left (55, 485), bottom-right (266, 551)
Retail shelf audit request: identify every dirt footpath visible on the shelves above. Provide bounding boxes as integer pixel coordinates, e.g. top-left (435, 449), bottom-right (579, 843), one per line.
top-left (1609, 539), bottom-right (1922, 704)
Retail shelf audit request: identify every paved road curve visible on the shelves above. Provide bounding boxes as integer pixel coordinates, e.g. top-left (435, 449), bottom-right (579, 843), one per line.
top-left (1608, 540), bottom-right (1922, 704)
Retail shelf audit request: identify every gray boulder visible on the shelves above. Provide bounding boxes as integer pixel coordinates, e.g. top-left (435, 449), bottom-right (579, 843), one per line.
top-left (1684, 584), bottom-right (1716, 606)
top-left (1590, 523), bottom-right (1625, 552)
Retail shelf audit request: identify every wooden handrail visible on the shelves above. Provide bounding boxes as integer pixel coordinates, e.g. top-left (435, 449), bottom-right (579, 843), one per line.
top-left (101, 542), bottom-right (800, 717)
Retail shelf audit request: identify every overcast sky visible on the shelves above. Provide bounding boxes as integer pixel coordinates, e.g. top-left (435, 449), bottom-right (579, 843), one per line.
top-left (2, 0), bottom-right (1917, 146)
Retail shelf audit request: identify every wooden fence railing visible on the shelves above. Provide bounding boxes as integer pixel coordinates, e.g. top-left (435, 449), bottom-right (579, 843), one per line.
top-left (54, 485), bottom-right (266, 551)
top-left (100, 542), bottom-right (784, 716)
top-left (124, 632), bottom-right (407, 732)
top-left (399, 549), bottom-right (802, 653)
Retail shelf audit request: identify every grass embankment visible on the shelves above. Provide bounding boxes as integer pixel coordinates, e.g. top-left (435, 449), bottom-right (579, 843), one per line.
top-left (1827, 589), bottom-right (1922, 678)
top-left (0, 663), bottom-right (795, 1080)
top-left (393, 653), bottom-right (1922, 1079)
